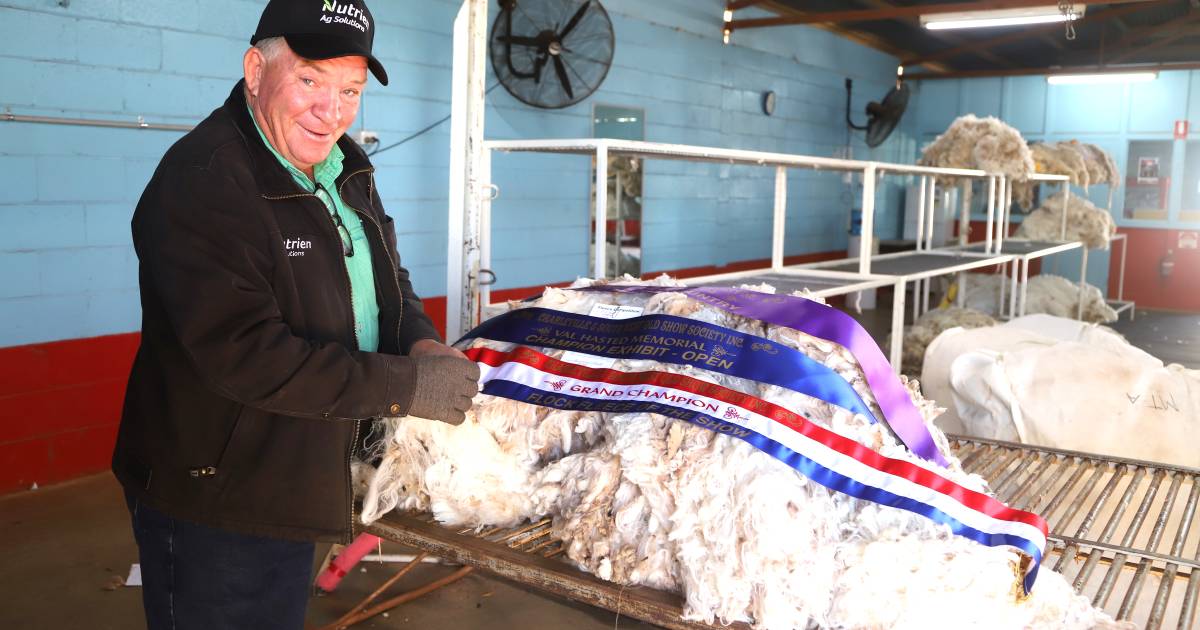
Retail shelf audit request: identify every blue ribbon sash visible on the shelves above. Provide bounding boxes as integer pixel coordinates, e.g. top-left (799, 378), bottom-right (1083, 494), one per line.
top-left (458, 307), bottom-right (879, 423)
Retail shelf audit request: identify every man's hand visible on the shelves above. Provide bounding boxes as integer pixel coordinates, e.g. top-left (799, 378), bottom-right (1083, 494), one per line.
top-left (404, 341), bottom-right (480, 425)
top-left (410, 339), bottom-right (468, 360)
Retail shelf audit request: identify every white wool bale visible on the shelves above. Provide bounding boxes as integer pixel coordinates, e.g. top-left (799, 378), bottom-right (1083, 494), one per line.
top-left (922, 316), bottom-right (1200, 468)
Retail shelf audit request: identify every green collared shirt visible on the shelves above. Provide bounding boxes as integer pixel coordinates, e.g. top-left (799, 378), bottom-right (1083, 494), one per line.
top-left (249, 109), bottom-right (379, 352)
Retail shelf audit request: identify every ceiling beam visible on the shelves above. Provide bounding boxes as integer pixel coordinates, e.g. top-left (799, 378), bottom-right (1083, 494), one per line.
top-left (728, 0), bottom-right (1154, 29)
top-left (1062, 11), bottom-right (1200, 65)
top-left (906, 61), bottom-right (1200, 80)
top-left (899, 1), bottom-right (1167, 68)
top-left (751, 0), bottom-right (950, 71)
top-left (1109, 21), bottom-right (1200, 63)
top-left (1134, 44), bottom-right (1200, 57)
top-left (1039, 34), bottom-right (1066, 51)
top-left (1108, 11), bottom-right (1200, 49)
top-left (726, 0), bottom-right (767, 11)
top-left (858, 0), bottom-right (1016, 68)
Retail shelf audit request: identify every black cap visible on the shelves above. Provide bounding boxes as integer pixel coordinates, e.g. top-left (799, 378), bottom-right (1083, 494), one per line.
top-left (251, 0), bottom-right (388, 86)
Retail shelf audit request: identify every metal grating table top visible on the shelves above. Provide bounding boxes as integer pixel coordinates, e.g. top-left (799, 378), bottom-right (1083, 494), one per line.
top-left (817, 252), bottom-right (1006, 276)
top-left (692, 272), bottom-right (871, 294)
top-left (367, 437), bottom-right (1199, 629)
top-left (957, 240), bottom-right (1082, 256)
top-left (952, 436), bottom-right (1199, 630)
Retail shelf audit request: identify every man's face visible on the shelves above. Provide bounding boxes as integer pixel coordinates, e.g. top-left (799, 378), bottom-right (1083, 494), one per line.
top-left (244, 43), bottom-right (367, 176)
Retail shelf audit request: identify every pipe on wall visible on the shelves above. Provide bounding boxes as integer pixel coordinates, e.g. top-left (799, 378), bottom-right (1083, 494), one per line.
top-left (2, 109), bottom-right (194, 132)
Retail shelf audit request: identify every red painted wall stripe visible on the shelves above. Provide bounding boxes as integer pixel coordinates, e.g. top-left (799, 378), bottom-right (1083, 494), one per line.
top-left (0, 333), bottom-right (138, 494)
top-left (1109, 227), bottom-right (1200, 311)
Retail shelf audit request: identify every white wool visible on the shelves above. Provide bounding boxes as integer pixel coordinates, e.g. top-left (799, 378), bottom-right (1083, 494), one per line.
top-left (1028, 143), bottom-right (1078, 188)
top-left (1014, 190), bottom-right (1116, 249)
top-left (1016, 142), bottom-right (1119, 210)
top-left (1070, 141), bottom-right (1107, 188)
top-left (1032, 142), bottom-right (1091, 188)
top-left (919, 114), bottom-right (1034, 181)
top-left (1080, 142), bottom-right (1120, 187)
top-left (958, 272), bottom-right (1117, 324)
top-left (361, 278), bottom-right (1125, 629)
top-left (887, 307), bottom-right (996, 377)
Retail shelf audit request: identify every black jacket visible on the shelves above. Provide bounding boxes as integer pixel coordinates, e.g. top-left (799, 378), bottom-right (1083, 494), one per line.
top-left (112, 82), bottom-right (441, 542)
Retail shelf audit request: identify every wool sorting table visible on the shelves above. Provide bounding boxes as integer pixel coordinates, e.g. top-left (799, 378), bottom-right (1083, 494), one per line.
top-left (799, 249), bottom-right (1016, 338)
top-left (950, 239), bottom-right (1087, 319)
top-left (462, 138), bottom-right (1004, 376)
top-left (363, 436), bottom-right (1199, 630)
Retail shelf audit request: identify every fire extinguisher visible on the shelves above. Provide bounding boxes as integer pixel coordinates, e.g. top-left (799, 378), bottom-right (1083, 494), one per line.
top-left (1160, 249), bottom-right (1175, 278)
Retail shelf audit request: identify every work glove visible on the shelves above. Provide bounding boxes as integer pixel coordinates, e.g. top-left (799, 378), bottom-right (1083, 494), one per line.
top-left (407, 355), bottom-right (481, 425)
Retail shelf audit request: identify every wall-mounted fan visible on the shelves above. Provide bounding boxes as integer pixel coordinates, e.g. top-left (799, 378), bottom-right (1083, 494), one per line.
top-left (845, 77), bottom-right (909, 148)
top-left (490, 0), bottom-right (615, 109)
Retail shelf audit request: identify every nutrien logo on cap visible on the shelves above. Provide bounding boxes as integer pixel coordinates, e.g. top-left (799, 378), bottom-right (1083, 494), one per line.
top-left (320, 0), bottom-right (370, 33)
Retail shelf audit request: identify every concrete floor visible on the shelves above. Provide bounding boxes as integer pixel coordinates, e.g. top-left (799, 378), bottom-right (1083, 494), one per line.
top-left (0, 472), bottom-right (658, 630)
top-left (2, 302), bottom-right (1195, 630)
top-left (1109, 308), bottom-right (1200, 368)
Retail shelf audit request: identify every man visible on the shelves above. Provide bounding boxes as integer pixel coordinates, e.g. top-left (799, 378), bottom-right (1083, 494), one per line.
top-left (111, 1), bottom-right (479, 627)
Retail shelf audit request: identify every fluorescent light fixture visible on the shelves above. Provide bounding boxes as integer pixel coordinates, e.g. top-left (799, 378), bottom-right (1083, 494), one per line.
top-left (1046, 72), bottom-right (1158, 85)
top-left (921, 5), bottom-right (1083, 30)
top-left (723, 8), bottom-right (732, 22)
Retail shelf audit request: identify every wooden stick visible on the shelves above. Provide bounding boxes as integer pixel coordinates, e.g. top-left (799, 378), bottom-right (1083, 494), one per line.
top-left (497, 519), bottom-right (550, 543)
top-left (331, 566), bottom-right (474, 629)
top-left (317, 552), bottom-right (429, 630)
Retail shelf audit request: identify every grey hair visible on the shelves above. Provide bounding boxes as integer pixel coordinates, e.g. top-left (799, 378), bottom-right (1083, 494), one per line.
top-left (254, 36), bottom-right (289, 63)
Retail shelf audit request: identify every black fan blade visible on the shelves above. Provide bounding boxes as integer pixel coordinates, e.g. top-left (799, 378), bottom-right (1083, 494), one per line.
top-left (533, 53), bottom-right (548, 84)
top-left (553, 55), bottom-right (574, 99)
top-left (559, 1), bottom-right (590, 39)
top-left (498, 34), bottom-right (542, 47)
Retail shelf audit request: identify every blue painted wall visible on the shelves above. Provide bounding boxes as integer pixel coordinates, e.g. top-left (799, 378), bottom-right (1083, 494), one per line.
top-left (910, 70), bottom-right (1200, 294)
top-left (0, 0), bottom-right (913, 347)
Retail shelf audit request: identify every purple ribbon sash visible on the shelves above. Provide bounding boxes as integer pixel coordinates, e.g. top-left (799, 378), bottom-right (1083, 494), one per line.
top-left (573, 284), bottom-right (948, 467)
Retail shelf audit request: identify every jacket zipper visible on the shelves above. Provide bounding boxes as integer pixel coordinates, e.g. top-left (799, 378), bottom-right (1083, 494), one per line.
top-left (316, 183), bottom-right (364, 541)
top-left (339, 168), bottom-right (404, 352)
top-left (336, 169), bottom-right (401, 542)
top-left (263, 187), bottom-right (362, 540)
top-left (346, 418), bottom-right (360, 540)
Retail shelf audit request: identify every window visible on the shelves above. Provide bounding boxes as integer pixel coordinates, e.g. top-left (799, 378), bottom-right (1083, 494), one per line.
top-left (1123, 140), bottom-right (1172, 221)
top-left (592, 105), bottom-right (644, 277)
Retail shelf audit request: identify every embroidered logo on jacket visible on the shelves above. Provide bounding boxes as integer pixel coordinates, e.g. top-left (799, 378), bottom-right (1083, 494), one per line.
top-left (285, 237), bottom-right (313, 257)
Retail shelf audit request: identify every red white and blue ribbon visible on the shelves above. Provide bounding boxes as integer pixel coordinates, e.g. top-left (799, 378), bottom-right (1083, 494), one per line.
top-left (464, 344), bottom-right (1049, 594)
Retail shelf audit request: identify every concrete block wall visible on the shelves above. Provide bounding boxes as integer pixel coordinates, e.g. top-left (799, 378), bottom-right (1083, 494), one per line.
top-left (0, 0), bottom-right (913, 493)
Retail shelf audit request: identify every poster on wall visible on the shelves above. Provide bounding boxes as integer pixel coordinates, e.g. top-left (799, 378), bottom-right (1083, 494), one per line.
top-left (1138, 157), bottom-right (1160, 183)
